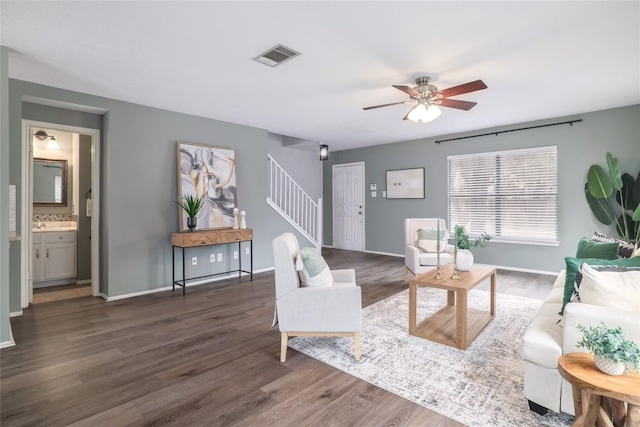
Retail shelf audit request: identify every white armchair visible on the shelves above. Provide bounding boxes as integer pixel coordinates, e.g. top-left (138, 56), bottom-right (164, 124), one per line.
top-left (404, 218), bottom-right (454, 279)
top-left (272, 232), bottom-right (362, 362)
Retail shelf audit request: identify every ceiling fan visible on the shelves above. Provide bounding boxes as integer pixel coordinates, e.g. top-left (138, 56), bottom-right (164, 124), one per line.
top-left (363, 76), bottom-right (487, 123)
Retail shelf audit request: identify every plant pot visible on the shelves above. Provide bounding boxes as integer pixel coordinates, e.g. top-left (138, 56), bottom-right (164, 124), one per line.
top-left (187, 217), bottom-right (197, 233)
top-left (593, 354), bottom-right (626, 376)
top-left (455, 249), bottom-right (474, 271)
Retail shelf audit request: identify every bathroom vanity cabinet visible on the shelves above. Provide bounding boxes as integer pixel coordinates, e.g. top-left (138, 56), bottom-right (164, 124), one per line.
top-left (33, 230), bottom-right (77, 284)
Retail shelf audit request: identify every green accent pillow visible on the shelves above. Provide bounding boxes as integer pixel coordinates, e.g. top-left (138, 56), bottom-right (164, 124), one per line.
top-left (298, 247), bottom-right (333, 287)
top-left (417, 227), bottom-right (439, 240)
top-left (560, 256), bottom-right (640, 315)
top-left (575, 237), bottom-right (619, 260)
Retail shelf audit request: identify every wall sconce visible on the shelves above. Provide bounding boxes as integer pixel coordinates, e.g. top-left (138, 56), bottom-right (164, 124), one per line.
top-left (34, 130), bottom-right (59, 149)
top-left (319, 144), bottom-right (329, 161)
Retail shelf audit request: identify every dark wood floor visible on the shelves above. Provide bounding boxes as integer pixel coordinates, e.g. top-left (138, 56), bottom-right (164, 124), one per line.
top-left (1, 249), bottom-right (556, 426)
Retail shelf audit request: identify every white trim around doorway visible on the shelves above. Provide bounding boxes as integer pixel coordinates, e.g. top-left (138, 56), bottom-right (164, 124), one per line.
top-left (21, 120), bottom-right (101, 309)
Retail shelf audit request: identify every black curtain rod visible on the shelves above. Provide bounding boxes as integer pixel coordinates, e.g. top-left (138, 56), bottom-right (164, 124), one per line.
top-left (434, 119), bottom-right (582, 144)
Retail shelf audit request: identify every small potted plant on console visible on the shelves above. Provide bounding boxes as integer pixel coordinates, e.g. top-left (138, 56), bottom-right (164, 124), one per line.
top-left (176, 194), bottom-right (204, 232)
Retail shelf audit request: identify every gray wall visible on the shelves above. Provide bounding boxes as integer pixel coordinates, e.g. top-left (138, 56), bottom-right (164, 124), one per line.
top-left (267, 133), bottom-right (323, 200)
top-left (1, 46), bottom-right (11, 343)
top-left (323, 105), bottom-right (640, 273)
top-left (77, 134), bottom-right (92, 281)
top-left (8, 79), bottom-right (305, 314)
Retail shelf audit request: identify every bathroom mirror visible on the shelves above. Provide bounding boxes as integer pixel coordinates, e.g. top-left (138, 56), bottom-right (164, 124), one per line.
top-left (33, 158), bottom-right (68, 206)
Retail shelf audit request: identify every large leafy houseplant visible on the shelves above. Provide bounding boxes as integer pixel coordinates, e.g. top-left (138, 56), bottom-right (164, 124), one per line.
top-left (585, 152), bottom-right (640, 244)
top-left (577, 323), bottom-right (640, 374)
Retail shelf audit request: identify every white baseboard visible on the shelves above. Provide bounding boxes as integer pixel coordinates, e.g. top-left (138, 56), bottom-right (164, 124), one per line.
top-left (325, 246), bottom-right (558, 276)
top-left (9, 311), bottom-right (23, 317)
top-left (76, 279), bottom-right (92, 285)
top-left (0, 328), bottom-right (16, 348)
top-left (103, 267), bottom-right (274, 302)
top-left (364, 249), bottom-right (403, 258)
top-left (322, 245), bottom-right (333, 249)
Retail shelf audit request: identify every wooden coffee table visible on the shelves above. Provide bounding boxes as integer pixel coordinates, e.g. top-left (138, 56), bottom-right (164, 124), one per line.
top-left (558, 353), bottom-right (640, 427)
top-left (408, 264), bottom-right (496, 350)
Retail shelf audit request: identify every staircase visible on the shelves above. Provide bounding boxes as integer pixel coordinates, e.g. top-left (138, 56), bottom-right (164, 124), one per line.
top-left (267, 155), bottom-right (322, 249)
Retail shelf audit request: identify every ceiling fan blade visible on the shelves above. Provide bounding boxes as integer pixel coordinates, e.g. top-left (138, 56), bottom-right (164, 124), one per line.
top-left (363, 100), bottom-right (412, 111)
top-left (392, 85), bottom-right (419, 97)
top-left (435, 80), bottom-right (487, 98)
top-left (437, 99), bottom-right (478, 111)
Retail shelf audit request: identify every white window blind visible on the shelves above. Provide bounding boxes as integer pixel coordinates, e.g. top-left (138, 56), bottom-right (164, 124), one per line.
top-left (447, 146), bottom-right (558, 245)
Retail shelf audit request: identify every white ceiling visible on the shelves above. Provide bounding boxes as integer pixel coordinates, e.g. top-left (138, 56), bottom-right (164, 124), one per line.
top-left (2, 1), bottom-right (639, 151)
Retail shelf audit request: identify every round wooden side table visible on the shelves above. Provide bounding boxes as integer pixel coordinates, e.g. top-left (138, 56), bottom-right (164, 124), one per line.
top-left (558, 353), bottom-right (640, 427)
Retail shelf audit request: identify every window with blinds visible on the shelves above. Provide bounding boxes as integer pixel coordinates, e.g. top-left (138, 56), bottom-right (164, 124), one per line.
top-left (447, 146), bottom-right (558, 245)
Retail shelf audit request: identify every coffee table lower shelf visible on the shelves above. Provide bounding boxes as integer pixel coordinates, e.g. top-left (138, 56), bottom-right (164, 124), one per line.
top-left (410, 305), bottom-right (494, 348)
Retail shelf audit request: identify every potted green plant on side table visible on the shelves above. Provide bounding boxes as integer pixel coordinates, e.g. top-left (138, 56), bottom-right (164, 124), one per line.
top-left (577, 323), bottom-right (640, 376)
top-left (176, 194), bottom-right (204, 232)
top-left (453, 225), bottom-right (491, 271)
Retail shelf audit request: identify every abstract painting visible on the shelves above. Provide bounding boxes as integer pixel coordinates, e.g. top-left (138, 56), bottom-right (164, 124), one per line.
top-left (176, 142), bottom-right (237, 230)
top-left (386, 168), bottom-right (424, 199)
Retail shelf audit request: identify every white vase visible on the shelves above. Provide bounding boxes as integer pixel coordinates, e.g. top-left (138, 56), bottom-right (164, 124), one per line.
top-left (593, 354), bottom-right (626, 376)
top-left (455, 249), bottom-right (474, 271)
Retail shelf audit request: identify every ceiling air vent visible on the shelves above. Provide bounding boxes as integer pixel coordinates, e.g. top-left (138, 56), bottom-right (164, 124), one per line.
top-left (253, 44), bottom-right (300, 67)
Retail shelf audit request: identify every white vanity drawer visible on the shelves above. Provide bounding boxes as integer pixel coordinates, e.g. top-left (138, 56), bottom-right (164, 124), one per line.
top-left (44, 231), bottom-right (76, 243)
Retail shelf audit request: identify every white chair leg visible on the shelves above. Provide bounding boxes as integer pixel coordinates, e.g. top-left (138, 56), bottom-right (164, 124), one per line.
top-left (354, 332), bottom-right (360, 361)
top-left (280, 332), bottom-right (288, 362)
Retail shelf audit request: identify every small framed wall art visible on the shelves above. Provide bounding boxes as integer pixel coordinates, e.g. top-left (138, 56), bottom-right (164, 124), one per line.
top-left (386, 167), bottom-right (424, 199)
top-left (176, 141), bottom-right (238, 230)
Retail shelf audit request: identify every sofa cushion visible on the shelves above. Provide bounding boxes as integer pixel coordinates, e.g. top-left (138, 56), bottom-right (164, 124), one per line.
top-left (559, 256), bottom-right (640, 315)
top-left (591, 231), bottom-right (636, 258)
top-left (297, 247), bottom-right (333, 287)
top-left (522, 301), bottom-right (564, 369)
top-left (575, 237), bottom-right (618, 260)
top-left (578, 264), bottom-right (640, 312)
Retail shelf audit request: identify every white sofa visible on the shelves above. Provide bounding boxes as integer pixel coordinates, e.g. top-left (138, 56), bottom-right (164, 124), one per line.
top-left (404, 218), bottom-right (454, 278)
top-left (521, 269), bottom-right (640, 415)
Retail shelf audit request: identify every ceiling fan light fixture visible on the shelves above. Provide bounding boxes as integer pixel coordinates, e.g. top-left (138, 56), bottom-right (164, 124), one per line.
top-left (407, 103), bottom-right (441, 123)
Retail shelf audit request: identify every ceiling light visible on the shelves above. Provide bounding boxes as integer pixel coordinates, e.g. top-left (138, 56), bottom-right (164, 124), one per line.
top-left (319, 144), bottom-right (329, 161)
top-left (407, 103), bottom-right (441, 123)
top-left (46, 136), bottom-right (60, 149)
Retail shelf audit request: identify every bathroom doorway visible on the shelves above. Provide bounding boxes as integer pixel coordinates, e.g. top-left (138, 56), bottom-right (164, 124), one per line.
top-left (21, 120), bottom-right (101, 308)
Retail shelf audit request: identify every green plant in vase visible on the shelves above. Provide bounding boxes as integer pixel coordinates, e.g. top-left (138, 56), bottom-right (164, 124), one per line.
top-left (176, 194), bottom-right (204, 232)
top-left (577, 323), bottom-right (640, 375)
top-left (453, 225), bottom-right (491, 271)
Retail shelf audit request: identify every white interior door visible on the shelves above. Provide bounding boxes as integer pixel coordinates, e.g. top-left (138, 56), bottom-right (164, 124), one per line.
top-left (332, 163), bottom-right (365, 251)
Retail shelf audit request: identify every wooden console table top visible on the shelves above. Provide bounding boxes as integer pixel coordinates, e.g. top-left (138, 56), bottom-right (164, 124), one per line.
top-left (171, 228), bottom-right (253, 248)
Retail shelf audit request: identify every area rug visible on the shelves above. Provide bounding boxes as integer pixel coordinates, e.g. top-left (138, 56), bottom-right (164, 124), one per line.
top-left (288, 288), bottom-right (574, 427)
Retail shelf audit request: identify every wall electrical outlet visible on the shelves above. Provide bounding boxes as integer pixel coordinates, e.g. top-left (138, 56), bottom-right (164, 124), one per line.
top-left (191, 256), bottom-right (197, 266)
top-left (233, 251), bottom-right (238, 259)
top-left (245, 247), bottom-right (250, 255)
top-left (210, 254), bottom-right (215, 263)
top-left (217, 253), bottom-right (222, 262)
